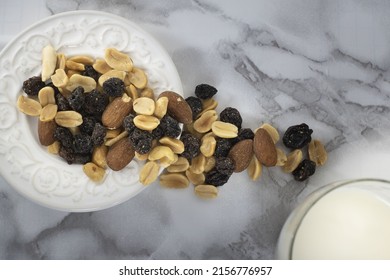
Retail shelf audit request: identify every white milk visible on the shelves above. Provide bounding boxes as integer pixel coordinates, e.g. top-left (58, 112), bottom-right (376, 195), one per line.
top-left (292, 184), bottom-right (390, 259)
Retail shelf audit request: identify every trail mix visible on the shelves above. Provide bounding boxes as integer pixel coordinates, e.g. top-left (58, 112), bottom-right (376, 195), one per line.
top-left (17, 45), bottom-right (328, 199)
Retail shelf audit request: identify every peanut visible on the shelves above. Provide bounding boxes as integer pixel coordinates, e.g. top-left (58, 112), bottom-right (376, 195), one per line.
top-left (159, 137), bottom-right (185, 154)
top-left (154, 96), bottom-right (168, 119)
top-left (148, 146), bottom-right (176, 164)
top-left (211, 121), bottom-right (238, 138)
top-left (39, 104), bottom-right (58, 122)
top-left (128, 67), bottom-right (147, 89)
top-left (134, 115), bottom-right (160, 131)
top-left (200, 133), bottom-right (216, 157)
top-left (93, 59), bottom-right (112, 74)
top-left (189, 154), bottom-right (206, 174)
top-left (193, 110), bottom-right (218, 133)
top-left (276, 148), bottom-right (287, 167)
top-left (133, 97), bottom-right (155, 116)
top-left (247, 155), bottom-right (262, 181)
top-left (104, 48), bottom-right (133, 72)
top-left (104, 131), bottom-right (129, 147)
top-left (47, 141), bottom-right (61, 154)
top-left (185, 169), bottom-right (205, 185)
top-left (66, 74), bottom-right (96, 92)
top-left (194, 184), bottom-right (218, 199)
top-left (55, 111), bottom-right (83, 127)
top-left (282, 149), bottom-right (303, 173)
top-left (139, 161), bottom-right (160, 185)
top-left (200, 98), bottom-right (218, 115)
top-left (308, 139), bottom-right (327, 166)
top-left (204, 156), bottom-right (216, 173)
top-left (83, 162), bottom-right (105, 182)
top-left (51, 69), bottom-right (68, 88)
top-left (41, 44), bottom-right (57, 81)
top-left (92, 145), bottom-right (108, 169)
top-left (159, 173), bottom-right (189, 189)
top-left (68, 55), bottom-right (95, 65)
top-left (98, 70), bottom-right (127, 87)
top-left (166, 157), bottom-right (190, 173)
top-left (65, 60), bottom-right (85, 71)
top-left (17, 96), bottom-right (42, 116)
top-left (38, 86), bottom-right (55, 107)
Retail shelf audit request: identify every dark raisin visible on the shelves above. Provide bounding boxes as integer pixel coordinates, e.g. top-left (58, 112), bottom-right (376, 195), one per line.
top-left (283, 123), bottom-right (313, 149)
top-left (55, 93), bottom-right (71, 111)
top-left (195, 84), bottom-right (217, 100)
top-left (129, 128), bottom-right (154, 154)
top-left (123, 114), bottom-right (136, 134)
top-left (22, 76), bottom-right (45, 96)
top-left (238, 128), bottom-right (254, 140)
top-left (160, 115), bottom-right (181, 138)
top-left (185, 96), bottom-right (203, 120)
top-left (82, 65), bottom-right (100, 81)
top-left (215, 157), bottom-right (235, 176)
top-left (79, 116), bottom-right (97, 135)
top-left (91, 123), bottom-right (107, 146)
top-left (73, 153), bottom-right (92, 165)
top-left (220, 107), bottom-right (242, 130)
top-left (292, 159), bottom-right (316, 181)
top-left (83, 89), bottom-right (109, 116)
top-left (205, 169), bottom-right (230, 187)
top-left (180, 134), bottom-right (200, 160)
top-left (151, 125), bottom-right (164, 140)
top-left (73, 133), bottom-right (93, 154)
top-left (54, 127), bottom-right (73, 149)
top-left (68, 86), bottom-right (85, 112)
top-left (103, 77), bottom-right (125, 97)
top-left (214, 138), bottom-right (232, 158)
top-left (58, 146), bottom-right (75, 164)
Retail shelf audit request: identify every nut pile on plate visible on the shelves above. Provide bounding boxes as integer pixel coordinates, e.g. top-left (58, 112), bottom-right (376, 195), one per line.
top-left (17, 45), bottom-right (328, 199)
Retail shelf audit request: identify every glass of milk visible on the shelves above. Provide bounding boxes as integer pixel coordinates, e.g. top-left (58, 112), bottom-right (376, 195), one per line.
top-left (276, 178), bottom-right (390, 259)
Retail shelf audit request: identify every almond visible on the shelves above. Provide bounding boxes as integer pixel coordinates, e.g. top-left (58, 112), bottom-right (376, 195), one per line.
top-left (38, 119), bottom-right (57, 146)
top-left (228, 139), bottom-right (253, 172)
top-left (253, 128), bottom-right (277, 167)
top-left (106, 137), bottom-right (135, 171)
top-left (102, 94), bottom-right (133, 129)
top-left (159, 91), bottom-right (192, 124)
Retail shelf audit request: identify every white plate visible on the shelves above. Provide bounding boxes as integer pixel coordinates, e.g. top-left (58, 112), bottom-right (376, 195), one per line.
top-left (0, 11), bottom-right (183, 212)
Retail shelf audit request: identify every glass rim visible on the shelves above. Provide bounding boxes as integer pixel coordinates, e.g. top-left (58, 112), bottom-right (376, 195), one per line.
top-left (279, 178), bottom-right (390, 260)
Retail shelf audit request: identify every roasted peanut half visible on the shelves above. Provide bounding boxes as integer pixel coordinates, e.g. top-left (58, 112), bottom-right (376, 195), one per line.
top-left (128, 67), bottom-right (147, 89)
top-left (104, 48), bottom-right (133, 72)
top-left (125, 84), bottom-right (139, 100)
top-left (68, 55), bottom-right (95, 65)
top-left (148, 146), bottom-right (176, 164)
top-left (92, 145), bottom-right (108, 169)
top-left (139, 161), bottom-right (160, 185)
top-left (134, 115), bottom-right (160, 131)
top-left (185, 169), bottom-right (205, 185)
top-left (159, 173), bottom-right (189, 189)
top-left (40, 104), bottom-right (58, 122)
top-left (166, 157), bottom-right (190, 173)
top-left (38, 86), bottom-right (56, 107)
top-left (83, 162), bottom-right (105, 182)
top-left (56, 53), bottom-right (66, 70)
top-left (189, 154), bottom-right (206, 174)
top-left (93, 59), bottom-right (112, 74)
top-left (47, 141), bottom-right (61, 154)
top-left (204, 156), bottom-right (216, 173)
top-left (51, 69), bottom-right (69, 88)
top-left (308, 139), bottom-right (328, 166)
top-left (98, 70), bottom-right (127, 87)
top-left (211, 121), bottom-right (238, 138)
top-left (159, 137), bottom-right (185, 154)
top-left (276, 148), bottom-right (287, 167)
top-left (200, 98), bottom-right (218, 115)
top-left (282, 149), bottom-right (303, 173)
top-left (247, 155), bottom-right (262, 181)
top-left (193, 110), bottom-right (218, 133)
top-left (66, 74), bottom-right (96, 92)
top-left (17, 96), bottom-right (42, 116)
top-left (154, 96), bottom-right (168, 119)
top-left (65, 60), bottom-right (85, 71)
top-left (55, 111), bottom-right (83, 128)
top-left (200, 133), bottom-right (216, 157)
top-left (140, 87), bottom-right (154, 99)
top-left (41, 44), bottom-right (57, 81)
top-left (194, 184), bottom-right (218, 199)
top-left (133, 97), bottom-right (155, 116)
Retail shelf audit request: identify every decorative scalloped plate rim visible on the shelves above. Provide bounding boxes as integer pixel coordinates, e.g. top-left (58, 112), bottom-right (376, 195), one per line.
top-left (0, 10), bottom-right (183, 212)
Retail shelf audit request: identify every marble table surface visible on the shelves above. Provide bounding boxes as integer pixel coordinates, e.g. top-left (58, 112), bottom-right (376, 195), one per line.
top-left (1, 0), bottom-right (390, 259)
